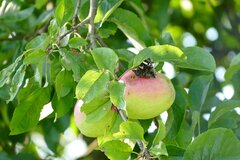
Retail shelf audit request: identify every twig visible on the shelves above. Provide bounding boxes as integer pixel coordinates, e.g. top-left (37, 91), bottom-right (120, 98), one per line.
top-left (96, 34), bottom-right (107, 47)
top-left (88, 0), bottom-right (98, 48)
top-left (72, 0), bottom-right (81, 29)
top-left (57, 18), bottom-right (90, 44)
top-left (82, 139), bottom-right (98, 157)
top-left (118, 109), bottom-right (151, 160)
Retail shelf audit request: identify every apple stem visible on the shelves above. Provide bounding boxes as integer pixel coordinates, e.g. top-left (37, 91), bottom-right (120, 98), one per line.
top-left (118, 109), bottom-right (152, 160)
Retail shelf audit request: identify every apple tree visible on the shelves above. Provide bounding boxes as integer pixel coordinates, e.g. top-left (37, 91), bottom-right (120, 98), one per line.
top-left (0, 0), bottom-right (240, 159)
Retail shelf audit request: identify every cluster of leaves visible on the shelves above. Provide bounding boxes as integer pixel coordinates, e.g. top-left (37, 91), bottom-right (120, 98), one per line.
top-left (0, 0), bottom-right (240, 159)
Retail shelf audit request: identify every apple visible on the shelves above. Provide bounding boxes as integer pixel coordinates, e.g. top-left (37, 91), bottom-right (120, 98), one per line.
top-left (74, 100), bottom-right (115, 137)
top-left (120, 70), bottom-right (175, 119)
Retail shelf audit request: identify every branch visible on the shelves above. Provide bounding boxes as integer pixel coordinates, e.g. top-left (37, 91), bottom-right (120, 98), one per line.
top-left (88, 0), bottom-right (98, 49)
top-left (118, 109), bottom-right (151, 160)
top-left (72, 0), bottom-right (81, 28)
top-left (46, 18), bottom-right (90, 53)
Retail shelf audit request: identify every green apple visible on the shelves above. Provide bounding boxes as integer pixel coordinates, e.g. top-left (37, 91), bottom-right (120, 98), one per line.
top-left (74, 100), bottom-right (115, 137)
top-left (120, 70), bottom-right (175, 119)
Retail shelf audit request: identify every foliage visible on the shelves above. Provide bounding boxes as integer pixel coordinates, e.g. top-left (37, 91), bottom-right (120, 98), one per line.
top-left (0, 0), bottom-right (240, 159)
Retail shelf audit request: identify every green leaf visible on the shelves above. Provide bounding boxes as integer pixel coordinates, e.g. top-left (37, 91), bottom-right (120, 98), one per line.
top-left (85, 100), bottom-right (112, 123)
top-left (25, 33), bottom-right (50, 50)
top-left (55, 69), bottom-right (74, 98)
top-left (133, 45), bottom-right (186, 67)
top-left (23, 49), bottom-right (48, 64)
top-left (0, 85), bottom-right (11, 100)
top-left (92, 47), bottom-right (119, 73)
top-left (225, 53), bottom-right (240, 81)
top-left (152, 121), bottom-right (166, 146)
top-left (59, 48), bottom-right (86, 81)
top-left (10, 87), bottom-right (51, 135)
top-left (97, 0), bottom-right (124, 25)
top-left (50, 56), bottom-right (62, 84)
top-left (52, 91), bottom-right (75, 118)
top-left (208, 100), bottom-right (240, 128)
top-left (191, 111), bottom-right (200, 136)
top-left (0, 54), bottom-right (24, 87)
top-left (76, 70), bottom-right (109, 103)
top-left (109, 81), bottom-right (125, 109)
top-left (98, 22), bottom-right (117, 39)
top-left (150, 141), bottom-right (168, 157)
top-left (176, 120), bottom-right (192, 149)
top-left (17, 78), bottom-right (40, 104)
top-left (166, 145), bottom-right (185, 157)
top-left (209, 112), bottom-right (239, 129)
top-left (165, 86), bottom-right (187, 140)
top-left (133, 46), bottom-right (216, 73)
top-left (101, 140), bottom-right (132, 160)
top-left (68, 37), bottom-right (88, 48)
top-left (54, 0), bottom-right (64, 26)
top-left (113, 121), bottom-right (145, 142)
top-left (81, 89), bottom-right (109, 114)
top-left (183, 128), bottom-right (240, 160)
top-left (179, 47), bottom-right (216, 72)
top-left (189, 75), bottom-right (213, 111)
top-left (7, 64), bottom-right (26, 103)
top-left (110, 8), bottom-right (152, 50)
top-left (97, 114), bottom-right (124, 146)
top-left (54, 0), bottom-right (76, 26)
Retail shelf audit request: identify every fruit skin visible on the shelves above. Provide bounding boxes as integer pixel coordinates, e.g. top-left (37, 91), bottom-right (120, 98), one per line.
top-left (74, 100), bottom-right (114, 137)
top-left (120, 70), bottom-right (175, 119)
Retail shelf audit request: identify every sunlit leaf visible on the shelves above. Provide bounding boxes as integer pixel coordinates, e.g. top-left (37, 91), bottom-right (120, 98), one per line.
top-left (85, 100), bottom-right (112, 123)
top-left (133, 45), bottom-right (186, 67)
top-left (75, 70), bottom-right (109, 103)
top-left (92, 47), bottom-right (118, 73)
top-left (113, 121), bottom-right (145, 142)
top-left (109, 81), bottom-right (125, 109)
top-left (0, 54), bottom-right (24, 87)
top-left (101, 140), bottom-right (132, 160)
top-left (54, 0), bottom-right (76, 26)
top-left (7, 64), bottom-right (26, 103)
